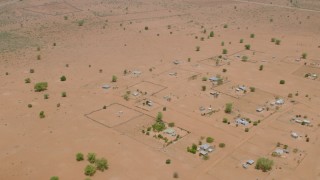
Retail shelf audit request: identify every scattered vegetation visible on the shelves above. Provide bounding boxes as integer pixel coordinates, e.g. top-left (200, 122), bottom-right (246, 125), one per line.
top-left (255, 158), bottom-right (273, 172)
top-left (87, 153), bottom-right (96, 164)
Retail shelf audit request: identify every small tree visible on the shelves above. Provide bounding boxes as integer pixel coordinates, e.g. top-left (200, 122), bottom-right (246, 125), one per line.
top-left (34, 82), bottom-right (48, 92)
top-left (156, 112), bottom-right (163, 122)
top-left (255, 157), bottom-right (273, 172)
top-left (84, 165), bottom-right (96, 176)
top-left (95, 158), bottom-right (108, 171)
top-left (279, 80), bottom-right (285, 84)
top-left (60, 76), bottom-right (66, 81)
top-left (76, 153), bottom-right (84, 161)
top-left (87, 153), bottom-right (96, 164)
top-left (206, 137), bottom-right (214, 143)
top-left (225, 103), bottom-right (233, 113)
top-left (112, 75), bottom-right (117, 82)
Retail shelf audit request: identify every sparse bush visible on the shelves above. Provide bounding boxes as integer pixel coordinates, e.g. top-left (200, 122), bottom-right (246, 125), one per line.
top-left (145, 26), bottom-right (149, 30)
top-left (39, 111), bottom-right (45, 118)
top-left (60, 76), bottom-right (66, 81)
top-left (221, 41), bottom-right (224, 46)
top-left (242, 56), bottom-right (248, 62)
top-left (255, 157), bottom-right (273, 172)
top-left (173, 172), bottom-right (179, 178)
top-left (302, 53), bottom-right (307, 59)
top-left (222, 68), bottom-right (227, 72)
top-left (78, 19), bottom-right (85, 26)
top-left (250, 87), bottom-right (255, 92)
top-left (84, 164), bottom-right (96, 176)
top-left (250, 34), bottom-right (255, 38)
top-left (201, 85), bottom-right (206, 91)
top-left (219, 143), bottom-right (225, 148)
top-left (222, 118), bottom-right (228, 123)
top-left (196, 46), bottom-right (200, 51)
top-left (279, 80), bottom-right (285, 84)
top-left (168, 122), bottom-right (175, 127)
top-left (245, 44), bottom-right (251, 50)
top-left (95, 158), bottom-right (108, 171)
top-left (240, 39), bottom-right (244, 43)
top-left (61, 92), bottom-right (67, 97)
top-left (30, 69), bottom-right (34, 73)
top-left (209, 31), bottom-right (214, 37)
top-left (25, 78), bottom-right (31, 83)
top-left (50, 176), bottom-right (59, 180)
top-left (223, 24), bottom-right (228, 28)
top-left (245, 128), bottom-right (249, 132)
top-left (123, 93), bottom-right (129, 101)
top-left (87, 153), bottom-right (96, 164)
top-left (112, 75), bottom-right (117, 82)
top-left (222, 49), bottom-right (228, 54)
top-left (28, 104), bottom-right (32, 108)
top-left (34, 82), bottom-right (48, 92)
top-left (271, 38), bottom-right (276, 42)
top-left (275, 39), bottom-right (281, 45)
top-left (225, 103), bottom-right (233, 113)
top-left (206, 137), bottom-right (214, 143)
top-left (76, 153), bottom-right (84, 161)
top-left (44, 94), bottom-right (49, 99)
top-left (259, 65), bottom-right (264, 71)
top-left (202, 77), bottom-right (207, 81)
top-left (166, 159), bottom-right (171, 164)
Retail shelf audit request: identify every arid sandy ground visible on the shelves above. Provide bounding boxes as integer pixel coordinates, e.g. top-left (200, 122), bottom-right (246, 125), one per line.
top-left (0, 0), bottom-right (320, 179)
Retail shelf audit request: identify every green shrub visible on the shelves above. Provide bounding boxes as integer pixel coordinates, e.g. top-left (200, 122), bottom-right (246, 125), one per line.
top-left (84, 164), bottom-right (96, 176)
top-left (152, 121), bottom-right (166, 132)
top-left (259, 65), bottom-right (264, 71)
top-left (50, 176), bottom-right (59, 180)
top-left (242, 56), bottom-right (248, 62)
top-left (225, 103), bottom-right (233, 113)
top-left (44, 94), bottom-right (49, 99)
top-left (168, 122), bottom-right (175, 127)
top-left (202, 77), bottom-right (207, 81)
top-left (222, 49), bottom-right (228, 54)
top-left (222, 118), bottom-right (228, 123)
top-left (249, 87), bottom-right (255, 92)
top-left (209, 31), bottom-right (214, 37)
top-left (302, 53), bottom-right (307, 59)
top-left (221, 41), bottom-right (224, 46)
top-left (255, 157), bottom-right (273, 172)
top-left (206, 137), bottom-right (214, 143)
top-left (219, 143), bottom-right (225, 148)
top-left (78, 19), bottom-right (85, 26)
top-left (279, 80), bottom-right (285, 84)
top-left (34, 82), bottom-right (48, 92)
top-left (30, 69), bottom-right (35, 73)
top-left (95, 158), bottom-right (108, 171)
top-left (25, 78), bottom-right (31, 83)
top-left (223, 24), bottom-right (228, 28)
top-left (240, 39), bottom-right (244, 43)
top-left (61, 92), bottom-right (67, 97)
top-left (76, 153), bottom-right (84, 161)
top-left (271, 38), bottom-right (276, 42)
top-left (250, 34), bottom-right (255, 38)
top-left (60, 76), bottom-right (66, 81)
top-left (245, 44), bottom-right (251, 50)
top-left (166, 159), bottom-right (171, 164)
top-left (275, 39), bottom-right (281, 45)
top-left (39, 111), bottom-right (45, 118)
top-left (112, 75), bottom-right (117, 82)
top-left (87, 153), bottom-right (96, 164)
